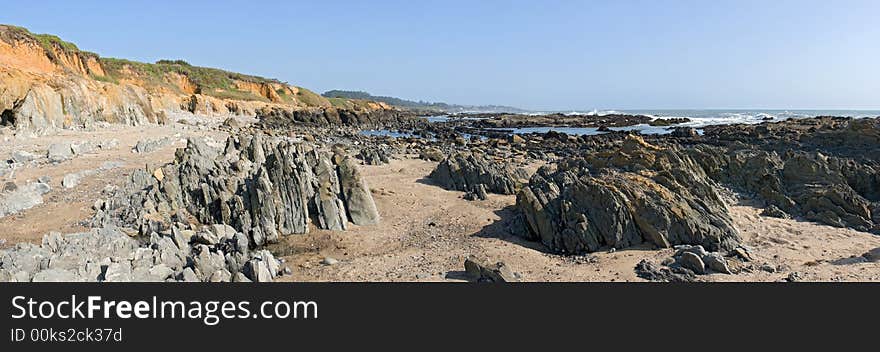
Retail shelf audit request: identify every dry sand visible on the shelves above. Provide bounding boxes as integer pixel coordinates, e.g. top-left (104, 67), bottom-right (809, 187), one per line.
top-left (2, 118), bottom-right (879, 281)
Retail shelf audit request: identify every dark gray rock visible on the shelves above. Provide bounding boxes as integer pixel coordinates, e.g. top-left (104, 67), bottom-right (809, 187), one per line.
top-left (463, 256), bottom-right (519, 282)
top-left (677, 252), bottom-right (706, 274)
top-left (430, 152), bottom-right (530, 195)
top-left (702, 252), bottom-right (732, 274)
top-left (760, 205), bottom-right (790, 219)
top-left (634, 259), bottom-right (697, 282)
top-left (517, 135), bottom-right (741, 254)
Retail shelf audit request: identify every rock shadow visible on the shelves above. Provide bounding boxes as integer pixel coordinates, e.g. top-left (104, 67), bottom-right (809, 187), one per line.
top-left (470, 205), bottom-right (552, 253)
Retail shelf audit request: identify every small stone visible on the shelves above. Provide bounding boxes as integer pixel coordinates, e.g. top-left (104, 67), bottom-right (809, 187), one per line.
top-left (702, 253), bottom-right (732, 274)
top-left (677, 252), bottom-right (706, 274)
top-left (760, 264), bottom-right (776, 273)
top-left (11, 150), bottom-right (36, 164)
top-left (862, 247), bottom-right (880, 262)
top-left (47, 143), bottom-right (74, 163)
top-left (321, 257), bottom-right (339, 266)
top-left (61, 173), bottom-right (82, 189)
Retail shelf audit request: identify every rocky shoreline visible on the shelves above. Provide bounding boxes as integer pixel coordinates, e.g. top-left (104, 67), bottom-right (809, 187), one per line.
top-left (1, 108), bottom-right (880, 282)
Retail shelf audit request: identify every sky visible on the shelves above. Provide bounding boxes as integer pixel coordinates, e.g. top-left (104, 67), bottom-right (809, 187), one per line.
top-left (2, 0), bottom-right (878, 111)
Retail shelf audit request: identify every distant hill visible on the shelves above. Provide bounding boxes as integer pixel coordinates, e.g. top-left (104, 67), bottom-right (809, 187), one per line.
top-left (322, 90), bottom-right (527, 114)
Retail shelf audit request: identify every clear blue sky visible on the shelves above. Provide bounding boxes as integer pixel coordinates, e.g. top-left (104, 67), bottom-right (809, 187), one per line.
top-left (2, 0), bottom-right (878, 110)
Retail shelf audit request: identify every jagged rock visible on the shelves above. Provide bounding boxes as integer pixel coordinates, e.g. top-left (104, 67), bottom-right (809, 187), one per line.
top-left (209, 269), bottom-right (233, 282)
top-left (243, 259), bottom-right (273, 282)
top-left (419, 147), bottom-right (445, 162)
top-left (760, 205), bottom-right (790, 219)
top-left (0, 223), bottom-right (287, 282)
top-left (132, 137), bottom-right (172, 153)
top-left (337, 155), bottom-right (380, 225)
top-left (357, 146), bottom-right (391, 165)
top-left (463, 256), bottom-right (519, 282)
top-left (95, 135), bottom-right (380, 245)
top-left (233, 272), bottom-right (252, 282)
top-left (517, 136), bottom-right (741, 254)
top-left (463, 184), bottom-right (489, 201)
top-left (102, 262), bottom-right (133, 282)
top-left (670, 127), bottom-right (699, 138)
top-left (430, 152), bottom-right (530, 195)
top-left (222, 117), bottom-right (241, 128)
top-left (731, 246), bottom-right (754, 262)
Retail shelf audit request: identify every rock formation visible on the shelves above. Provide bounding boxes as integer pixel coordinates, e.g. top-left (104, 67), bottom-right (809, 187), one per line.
top-left (429, 152), bottom-right (530, 195)
top-left (94, 135), bottom-right (381, 246)
top-left (0, 225), bottom-right (285, 282)
top-left (517, 135), bottom-right (741, 254)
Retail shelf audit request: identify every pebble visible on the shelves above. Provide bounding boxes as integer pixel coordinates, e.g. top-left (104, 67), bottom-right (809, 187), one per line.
top-left (321, 257), bottom-right (339, 265)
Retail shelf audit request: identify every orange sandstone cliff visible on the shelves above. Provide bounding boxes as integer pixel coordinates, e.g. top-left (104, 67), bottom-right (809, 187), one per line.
top-left (0, 24), bottom-right (390, 136)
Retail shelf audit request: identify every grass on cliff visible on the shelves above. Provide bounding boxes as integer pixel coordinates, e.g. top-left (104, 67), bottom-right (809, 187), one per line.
top-left (100, 58), bottom-right (281, 102)
top-left (0, 25), bottom-right (99, 61)
top-left (0, 24), bottom-right (339, 107)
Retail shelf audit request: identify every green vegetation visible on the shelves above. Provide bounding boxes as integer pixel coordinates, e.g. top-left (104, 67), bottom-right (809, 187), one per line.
top-left (322, 90), bottom-right (526, 113)
top-left (0, 25), bottom-right (99, 62)
top-left (0, 24), bottom-right (345, 108)
top-left (293, 87), bottom-right (327, 107)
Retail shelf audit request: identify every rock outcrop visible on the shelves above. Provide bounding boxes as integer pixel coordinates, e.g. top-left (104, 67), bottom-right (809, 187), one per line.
top-left (429, 152), bottom-right (530, 195)
top-left (257, 107), bottom-right (424, 129)
top-left (691, 117), bottom-right (880, 233)
top-left (94, 135), bottom-right (380, 246)
top-left (517, 135), bottom-right (741, 254)
top-left (0, 225), bottom-right (285, 282)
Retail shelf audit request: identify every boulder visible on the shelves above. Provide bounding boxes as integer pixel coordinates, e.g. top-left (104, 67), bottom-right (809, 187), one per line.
top-left (463, 256), bottom-right (519, 282)
top-left (0, 182), bottom-right (51, 218)
top-left (430, 152), bottom-right (530, 195)
top-left (517, 136), bottom-right (741, 254)
top-left (95, 135), bottom-right (381, 245)
top-left (47, 143), bottom-right (73, 163)
top-left (337, 155), bottom-right (380, 225)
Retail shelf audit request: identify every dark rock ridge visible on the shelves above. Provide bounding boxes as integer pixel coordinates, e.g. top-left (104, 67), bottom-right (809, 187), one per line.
top-left (429, 151), bottom-right (531, 195)
top-left (691, 117), bottom-right (880, 233)
top-left (94, 134), bottom-right (380, 246)
top-left (517, 135), bottom-right (741, 254)
top-left (257, 107), bottom-right (425, 130)
top-left (648, 117), bottom-right (691, 126)
top-left (356, 146), bottom-right (392, 165)
top-left (513, 117), bottom-right (880, 255)
top-left (470, 113), bottom-right (653, 128)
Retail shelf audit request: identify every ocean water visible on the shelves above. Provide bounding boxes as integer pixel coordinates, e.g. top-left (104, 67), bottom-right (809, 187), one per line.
top-left (367, 110), bottom-right (880, 137)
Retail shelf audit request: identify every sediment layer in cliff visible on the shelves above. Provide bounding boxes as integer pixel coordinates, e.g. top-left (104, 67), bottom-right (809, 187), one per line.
top-left (0, 24), bottom-right (390, 135)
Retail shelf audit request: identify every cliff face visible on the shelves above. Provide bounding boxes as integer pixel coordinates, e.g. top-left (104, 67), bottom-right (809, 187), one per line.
top-left (0, 25), bottom-right (388, 136)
